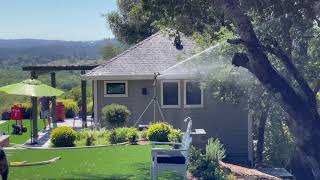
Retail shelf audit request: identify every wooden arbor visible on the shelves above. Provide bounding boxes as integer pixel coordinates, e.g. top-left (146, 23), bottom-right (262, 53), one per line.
top-left (22, 64), bottom-right (98, 143)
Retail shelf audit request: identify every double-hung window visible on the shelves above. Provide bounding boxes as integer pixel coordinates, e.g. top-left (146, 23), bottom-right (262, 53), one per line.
top-left (161, 80), bottom-right (180, 108)
top-left (104, 81), bottom-right (128, 97)
top-left (184, 81), bottom-right (203, 108)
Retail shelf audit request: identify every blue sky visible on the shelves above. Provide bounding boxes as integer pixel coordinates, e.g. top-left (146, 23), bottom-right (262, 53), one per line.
top-left (0, 0), bottom-right (117, 41)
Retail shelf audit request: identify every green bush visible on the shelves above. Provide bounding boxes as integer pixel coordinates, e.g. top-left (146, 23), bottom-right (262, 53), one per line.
top-left (50, 126), bottom-right (76, 147)
top-left (188, 138), bottom-right (228, 180)
top-left (75, 128), bottom-right (111, 146)
top-left (101, 104), bottom-right (131, 127)
top-left (140, 130), bottom-right (147, 140)
top-left (168, 128), bottom-right (182, 142)
top-left (206, 138), bottom-right (226, 161)
top-left (108, 127), bottom-right (131, 144)
top-left (168, 128), bottom-right (182, 148)
top-left (127, 128), bottom-right (139, 144)
top-left (147, 123), bottom-right (172, 142)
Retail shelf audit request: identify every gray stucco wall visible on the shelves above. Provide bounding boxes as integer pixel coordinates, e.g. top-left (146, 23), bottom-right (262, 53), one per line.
top-left (96, 80), bottom-right (251, 165)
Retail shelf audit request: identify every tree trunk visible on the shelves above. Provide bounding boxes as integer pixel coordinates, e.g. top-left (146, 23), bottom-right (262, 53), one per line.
top-left (222, 0), bottom-right (320, 179)
top-left (255, 103), bottom-right (270, 167)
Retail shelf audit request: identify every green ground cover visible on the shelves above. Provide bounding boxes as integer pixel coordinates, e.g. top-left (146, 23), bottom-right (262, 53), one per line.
top-left (6, 145), bottom-right (181, 180)
top-left (0, 119), bottom-right (45, 144)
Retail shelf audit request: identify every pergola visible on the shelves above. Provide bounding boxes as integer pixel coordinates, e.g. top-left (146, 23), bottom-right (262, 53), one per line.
top-left (22, 64), bottom-right (98, 143)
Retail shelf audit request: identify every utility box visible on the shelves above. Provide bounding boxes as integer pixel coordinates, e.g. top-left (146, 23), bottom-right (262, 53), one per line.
top-left (191, 129), bottom-right (207, 150)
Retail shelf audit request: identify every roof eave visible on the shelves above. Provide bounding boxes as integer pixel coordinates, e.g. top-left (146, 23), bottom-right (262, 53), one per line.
top-left (81, 74), bottom-right (156, 80)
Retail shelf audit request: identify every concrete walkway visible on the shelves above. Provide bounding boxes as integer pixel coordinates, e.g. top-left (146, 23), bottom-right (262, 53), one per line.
top-left (24, 117), bottom-right (93, 148)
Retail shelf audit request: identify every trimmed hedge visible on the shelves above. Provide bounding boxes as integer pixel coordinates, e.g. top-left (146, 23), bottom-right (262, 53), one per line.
top-left (50, 126), bottom-right (76, 147)
top-left (101, 104), bottom-right (131, 127)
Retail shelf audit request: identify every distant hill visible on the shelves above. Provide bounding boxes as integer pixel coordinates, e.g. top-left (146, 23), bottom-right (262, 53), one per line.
top-left (0, 38), bottom-right (120, 66)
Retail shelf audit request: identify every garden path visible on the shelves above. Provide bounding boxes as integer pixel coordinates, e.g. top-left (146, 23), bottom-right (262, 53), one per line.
top-left (23, 117), bottom-right (93, 148)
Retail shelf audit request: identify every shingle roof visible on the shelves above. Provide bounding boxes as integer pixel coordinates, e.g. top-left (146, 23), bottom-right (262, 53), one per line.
top-left (82, 32), bottom-right (195, 80)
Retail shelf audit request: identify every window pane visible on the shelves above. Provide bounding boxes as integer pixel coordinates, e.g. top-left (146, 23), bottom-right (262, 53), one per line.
top-left (107, 83), bottom-right (125, 94)
top-left (163, 82), bottom-right (179, 105)
top-left (186, 82), bottom-right (202, 105)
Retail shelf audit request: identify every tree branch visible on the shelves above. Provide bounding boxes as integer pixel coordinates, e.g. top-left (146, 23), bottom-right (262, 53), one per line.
top-left (227, 38), bottom-right (245, 45)
top-left (263, 41), bottom-right (316, 107)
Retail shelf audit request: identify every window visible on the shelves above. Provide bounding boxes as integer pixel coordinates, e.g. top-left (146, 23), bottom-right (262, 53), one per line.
top-left (104, 81), bottom-right (128, 97)
top-left (161, 80), bottom-right (180, 108)
top-left (184, 81), bottom-right (203, 108)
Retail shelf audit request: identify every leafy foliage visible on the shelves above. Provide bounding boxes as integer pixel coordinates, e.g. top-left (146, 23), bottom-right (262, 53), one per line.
top-left (101, 104), bottom-right (131, 127)
top-left (50, 126), bottom-right (76, 147)
top-left (188, 139), bottom-right (228, 180)
top-left (147, 122), bottom-right (172, 142)
top-left (206, 138), bottom-right (226, 162)
top-left (75, 128), bottom-right (111, 146)
top-left (108, 127), bottom-right (131, 144)
top-left (127, 128), bottom-right (139, 144)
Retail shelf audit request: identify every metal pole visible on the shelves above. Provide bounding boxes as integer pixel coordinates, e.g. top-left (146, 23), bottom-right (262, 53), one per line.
top-left (30, 71), bottom-right (38, 144)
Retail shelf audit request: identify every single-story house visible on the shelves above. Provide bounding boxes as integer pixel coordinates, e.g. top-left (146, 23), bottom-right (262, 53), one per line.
top-left (81, 32), bottom-right (253, 166)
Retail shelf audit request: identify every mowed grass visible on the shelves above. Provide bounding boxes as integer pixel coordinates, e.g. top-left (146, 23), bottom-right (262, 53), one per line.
top-left (6, 145), bottom-right (182, 180)
top-left (0, 119), bottom-right (45, 144)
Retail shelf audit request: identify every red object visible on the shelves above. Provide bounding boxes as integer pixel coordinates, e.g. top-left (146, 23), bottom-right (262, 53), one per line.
top-left (55, 102), bottom-right (65, 121)
top-left (11, 105), bottom-right (22, 120)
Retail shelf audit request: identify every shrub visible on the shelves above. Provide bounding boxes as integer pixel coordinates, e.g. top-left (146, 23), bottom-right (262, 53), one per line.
top-left (168, 128), bottom-right (182, 148)
top-left (168, 128), bottom-right (182, 142)
top-left (108, 127), bottom-right (130, 144)
top-left (75, 128), bottom-right (111, 146)
top-left (57, 99), bottom-right (79, 118)
top-left (50, 126), bottom-right (76, 147)
top-left (127, 128), bottom-right (139, 144)
top-left (76, 128), bottom-right (96, 146)
top-left (101, 104), bottom-right (131, 127)
top-left (140, 130), bottom-right (147, 140)
top-left (147, 123), bottom-right (172, 142)
top-left (188, 138), bottom-right (228, 180)
top-left (206, 138), bottom-right (226, 162)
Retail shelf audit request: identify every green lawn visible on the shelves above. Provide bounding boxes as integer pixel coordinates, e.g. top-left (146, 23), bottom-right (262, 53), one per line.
top-left (6, 145), bottom-right (182, 180)
top-left (0, 119), bottom-right (45, 144)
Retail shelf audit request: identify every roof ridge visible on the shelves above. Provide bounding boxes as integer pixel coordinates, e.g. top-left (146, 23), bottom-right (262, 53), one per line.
top-left (88, 32), bottom-right (162, 74)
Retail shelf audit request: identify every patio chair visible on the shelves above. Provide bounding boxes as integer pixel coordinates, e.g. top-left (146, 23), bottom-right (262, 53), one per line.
top-left (150, 117), bottom-right (192, 180)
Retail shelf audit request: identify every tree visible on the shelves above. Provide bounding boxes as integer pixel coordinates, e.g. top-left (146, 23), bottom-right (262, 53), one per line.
top-left (100, 44), bottom-right (126, 60)
top-left (105, 0), bottom-right (156, 45)
top-left (108, 0), bottom-right (320, 178)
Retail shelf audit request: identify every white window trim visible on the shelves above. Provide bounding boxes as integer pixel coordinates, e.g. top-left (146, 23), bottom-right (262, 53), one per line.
top-left (184, 80), bottom-right (204, 108)
top-left (161, 80), bottom-right (181, 108)
top-left (104, 81), bottom-right (128, 97)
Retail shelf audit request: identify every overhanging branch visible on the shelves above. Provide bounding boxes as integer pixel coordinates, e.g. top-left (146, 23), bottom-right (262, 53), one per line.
top-left (263, 42), bottom-right (316, 106)
top-left (227, 38), bottom-right (245, 45)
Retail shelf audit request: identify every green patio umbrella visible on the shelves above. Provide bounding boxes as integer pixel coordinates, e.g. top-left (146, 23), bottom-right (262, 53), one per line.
top-left (0, 79), bottom-right (64, 144)
top-left (0, 79), bottom-right (64, 97)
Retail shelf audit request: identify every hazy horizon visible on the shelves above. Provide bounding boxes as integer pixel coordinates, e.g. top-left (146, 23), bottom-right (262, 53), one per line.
top-left (0, 0), bottom-right (117, 41)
